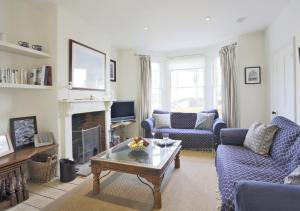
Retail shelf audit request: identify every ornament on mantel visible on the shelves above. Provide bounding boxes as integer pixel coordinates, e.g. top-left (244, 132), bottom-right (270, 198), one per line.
top-left (67, 81), bottom-right (73, 90)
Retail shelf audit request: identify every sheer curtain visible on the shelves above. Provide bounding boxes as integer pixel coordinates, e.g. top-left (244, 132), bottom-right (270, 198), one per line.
top-left (139, 56), bottom-right (152, 136)
top-left (219, 44), bottom-right (237, 128)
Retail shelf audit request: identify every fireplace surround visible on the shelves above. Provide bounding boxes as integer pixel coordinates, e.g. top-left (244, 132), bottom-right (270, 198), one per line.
top-left (59, 98), bottom-right (112, 161)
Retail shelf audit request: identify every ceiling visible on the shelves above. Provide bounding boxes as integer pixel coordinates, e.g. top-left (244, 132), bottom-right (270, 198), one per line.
top-left (46, 0), bottom-right (289, 51)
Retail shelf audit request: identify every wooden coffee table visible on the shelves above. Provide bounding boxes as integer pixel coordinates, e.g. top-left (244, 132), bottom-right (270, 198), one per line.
top-left (90, 139), bottom-right (181, 209)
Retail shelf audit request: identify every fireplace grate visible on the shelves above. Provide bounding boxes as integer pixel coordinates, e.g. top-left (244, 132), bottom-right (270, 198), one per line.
top-left (72, 125), bottom-right (101, 164)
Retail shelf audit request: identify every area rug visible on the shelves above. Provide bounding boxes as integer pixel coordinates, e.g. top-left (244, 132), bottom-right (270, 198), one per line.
top-left (42, 151), bottom-right (218, 211)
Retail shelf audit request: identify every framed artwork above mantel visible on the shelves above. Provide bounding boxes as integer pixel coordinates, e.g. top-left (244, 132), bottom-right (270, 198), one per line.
top-left (69, 39), bottom-right (106, 91)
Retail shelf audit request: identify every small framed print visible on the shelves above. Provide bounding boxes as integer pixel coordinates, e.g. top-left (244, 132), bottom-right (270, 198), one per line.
top-left (110, 59), bottom-right (116, 82)
top-left (10, 116), bottom-right (38, 150)
top-left (0, 134), bottom-right (14, 157)
top-left (34, 132), bottom-right (55, 147)
top-left (245, 67), bottom-right (261, 84)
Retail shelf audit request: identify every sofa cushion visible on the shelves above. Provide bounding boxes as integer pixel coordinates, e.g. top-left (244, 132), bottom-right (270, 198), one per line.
top-left (170, 112), bottom-right (197, 129)
top-left (153, 114), bottom-right (171, 128)
top-left (195, 112), bottom-right (215, 129)
top-left (154, 128), bottom-right (213, 135)
top-left (201, 109), bottom-right (219, 119)
top-left (286, 136), bottom-right (300, 172)
top-left (154, 128), bottom-right (214, 150)
top-left (284, 166), bottom-right (300, 184)
top-left (153, 109), bottom-right (169, 114)
top-left (216, 145), bottom-right (288, 211)
top-left (271, 116), bottom-right (300, 168)
top-left (243, 122), bottom-right (278, 156)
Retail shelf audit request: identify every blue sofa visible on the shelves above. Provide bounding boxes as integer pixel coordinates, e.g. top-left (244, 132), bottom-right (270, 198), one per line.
top-left (216, 116), bottom-right (300, 211)
top-left (141, 109), bottom-right (226, 151)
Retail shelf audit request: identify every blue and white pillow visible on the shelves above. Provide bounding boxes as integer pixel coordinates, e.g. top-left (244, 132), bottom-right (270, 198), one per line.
top-left (195, 113), bottom-right (215, 129)
top-left (284, 166), bottom-right (300, 184)
top-left (153, 114), bottom-right (171, 128)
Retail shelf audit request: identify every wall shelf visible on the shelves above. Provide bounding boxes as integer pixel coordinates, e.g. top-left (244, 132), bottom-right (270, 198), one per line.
top-left (0, 83), bottom-right (53, 90)
top-left (0, 41), bottom-right (51, 58)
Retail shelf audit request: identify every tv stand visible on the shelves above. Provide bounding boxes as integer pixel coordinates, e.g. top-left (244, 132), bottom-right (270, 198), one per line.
top-left (111, 120), bottom-right (136, 129)
top-left (110, 120), bottom-right (136, 147)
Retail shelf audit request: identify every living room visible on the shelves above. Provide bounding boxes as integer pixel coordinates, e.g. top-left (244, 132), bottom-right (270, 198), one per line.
top-left (0, 0), bottom-right (300, 210)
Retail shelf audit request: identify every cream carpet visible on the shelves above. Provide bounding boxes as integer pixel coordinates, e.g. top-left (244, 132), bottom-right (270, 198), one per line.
top-left (42, 151), bottom-right (218, 211)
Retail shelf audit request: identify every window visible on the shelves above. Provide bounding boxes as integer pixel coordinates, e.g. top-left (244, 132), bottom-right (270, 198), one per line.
top-left (151, 62), bottom-right (161, 110)
top-left (168, 55), bottom-right (222, 113)
top-left (169, 56), bottom-right (205, 112)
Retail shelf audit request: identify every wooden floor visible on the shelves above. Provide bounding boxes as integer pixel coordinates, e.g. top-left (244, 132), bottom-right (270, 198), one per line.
top-left (7, 176), bottom-right (91, 211)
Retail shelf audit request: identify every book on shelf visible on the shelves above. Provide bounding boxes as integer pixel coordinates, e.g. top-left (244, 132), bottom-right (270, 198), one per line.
top-left (0, 66), bottom-right (52, 86)
top-left (28, 69), bottom-right (37, 85)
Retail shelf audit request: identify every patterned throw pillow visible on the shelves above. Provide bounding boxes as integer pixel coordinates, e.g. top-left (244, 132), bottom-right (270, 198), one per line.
top-left (195, 113), bottom-right (215, 129)
top-left (244, 122), bottom-right (278, 156)
top-left (153, 114), bottom-right (171, 128)
top-left (284, 166), bottom-right (300, 184)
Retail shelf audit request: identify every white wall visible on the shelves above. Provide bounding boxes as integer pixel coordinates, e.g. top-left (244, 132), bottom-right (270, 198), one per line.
top-left (165, 37), bottom-right (270, 129)
top-left (266, 0), bottom-right (300, 124)
top-left (236, 31), bottom-right (269, 127)
top-left (56, 7), bottom-right (111, 101)
top-left (115, 33), bottom-right (269, 136)
top-left (55, 7), bottom-right (113, 157)
top-left (0, 1), bottom-right (113, 159)
top-left (117, 49), bottom-right (140, 138)
top-left (0, 0), bottom-right (58, 138)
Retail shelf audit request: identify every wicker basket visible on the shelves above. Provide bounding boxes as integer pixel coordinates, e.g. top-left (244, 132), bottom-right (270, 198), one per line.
top-left (28, 153), bottom-right (57, 183)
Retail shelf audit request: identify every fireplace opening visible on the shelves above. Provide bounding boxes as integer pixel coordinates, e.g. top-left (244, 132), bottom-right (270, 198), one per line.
top-left (72, 111), bottom-right (106, 165)
top-left (73, 125), bottom-right (101, 164)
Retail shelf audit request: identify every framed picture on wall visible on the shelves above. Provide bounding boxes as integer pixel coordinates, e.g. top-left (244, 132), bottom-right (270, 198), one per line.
top-left (245, 66), bottom-right (261, 84)
top-left (110, 59), bottom-right (116, 82)
top-left (69, 39), bottom-right (106, 90)
top-left (0, 134), bottom-right (14, 157)
top-left (10, 116), bottom-right (38, 150)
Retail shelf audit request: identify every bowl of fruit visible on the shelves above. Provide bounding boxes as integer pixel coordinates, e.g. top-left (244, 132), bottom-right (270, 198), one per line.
top-left (128, 137), bottom-right (150, 151)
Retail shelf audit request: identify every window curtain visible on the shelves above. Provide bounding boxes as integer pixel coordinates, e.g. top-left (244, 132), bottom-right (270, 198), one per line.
top-left (139, 56), bottom-right (152, 136)
top-left (219, 44), bottom-right (237, 128)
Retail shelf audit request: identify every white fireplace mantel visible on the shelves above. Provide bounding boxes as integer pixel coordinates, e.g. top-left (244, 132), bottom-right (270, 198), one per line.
top-left (58, 98), bottom-right (113, 160)
top-left (59, 98), bottom-right (113, 116)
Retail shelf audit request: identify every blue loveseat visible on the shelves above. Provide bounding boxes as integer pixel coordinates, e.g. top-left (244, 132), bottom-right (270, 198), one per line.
top-left (141, 109), bottom-right (226, 151)
top-left (216, 116), bottom-right (300, 211)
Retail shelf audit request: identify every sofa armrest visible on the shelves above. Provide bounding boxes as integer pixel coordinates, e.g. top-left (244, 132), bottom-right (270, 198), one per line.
top-left (234, 181), bottom-right (300, 211)
top-left (213, 118), bottom-right (227, 147)
top-left (220, 128), bottom-right (248, 146)
top-left (141, 117), bottom-right (154, 138)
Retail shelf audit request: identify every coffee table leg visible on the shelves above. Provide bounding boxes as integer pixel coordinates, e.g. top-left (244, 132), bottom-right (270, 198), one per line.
top-left (92, 166), bottom-right (101, 194)
top-left (175, 151), bottom-right (180, 168)
top-left (153, 178), bottom-right (162, 209)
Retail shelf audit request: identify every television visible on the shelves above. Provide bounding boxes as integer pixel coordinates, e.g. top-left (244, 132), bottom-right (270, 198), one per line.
top-left (111, 101), bottom-right (135, 122)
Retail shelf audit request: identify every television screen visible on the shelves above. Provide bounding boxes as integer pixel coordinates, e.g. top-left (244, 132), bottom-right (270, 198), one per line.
top-left (111, 101), bottom-right (135, 122)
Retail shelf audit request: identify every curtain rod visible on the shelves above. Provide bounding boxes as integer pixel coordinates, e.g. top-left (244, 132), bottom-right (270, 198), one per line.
top-left (223, 42), bottom-right (238, 47)
top-left (167, 53), bottom-right (204, 59)
top-left (134, 54), bottom-right (150, 57)
top-left (134, 42), bottom-right (238, 58)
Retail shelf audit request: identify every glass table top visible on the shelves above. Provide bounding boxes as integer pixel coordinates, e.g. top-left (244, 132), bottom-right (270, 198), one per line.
top-left (92, 139), bottom-right (181, 169)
